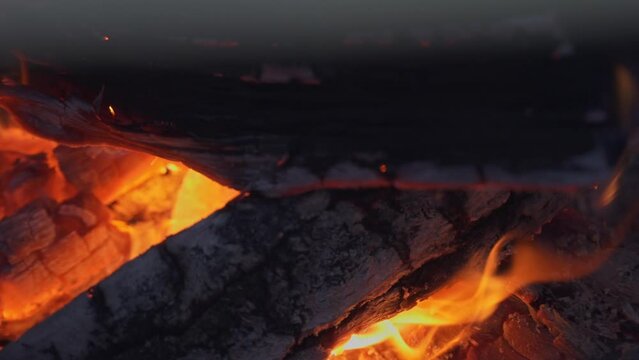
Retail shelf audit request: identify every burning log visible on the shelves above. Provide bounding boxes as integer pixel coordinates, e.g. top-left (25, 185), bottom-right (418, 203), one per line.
top-left (107, 163), bottom-right (188, 257)
top-left (53, 145), bottom-right (160, 203)
top-left (0, 125), bottom-right (238, 342)
top-left (0, 192), bottom-right (131, 340)
top-left (0, 153), bottom-right (65, 218)
top-left (0, 190), bottom-right (566, 360)
top-left (0, 8), bottom-right (633, 360)
top-left (0, 126), bottom-right (57, 155)
top-left (0, 57), bottom-right (625, 195)
top-left (501, 313), bottom-right (562, 360)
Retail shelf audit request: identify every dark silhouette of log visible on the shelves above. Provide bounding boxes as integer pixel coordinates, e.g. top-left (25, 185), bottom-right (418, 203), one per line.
top-left (0, 152), bottom-right (60, 218)
top-left (0, 54), bottom-right (623, 195)
top-left (0, 190), bottom-right (566, 360)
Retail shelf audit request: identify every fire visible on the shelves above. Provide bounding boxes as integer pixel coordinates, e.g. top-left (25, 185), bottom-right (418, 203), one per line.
top-left (170, 168), bottom-right (239, 234)
top-left (600, 169), bottom-right (622, 207)
top-left (0, 122), bottom-right (239, 339)
top-left (331, 233), bottom-right (607, 360)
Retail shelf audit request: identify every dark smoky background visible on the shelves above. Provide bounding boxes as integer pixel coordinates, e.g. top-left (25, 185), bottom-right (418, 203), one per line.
top-left (0, 0), bottom-right (638, 68)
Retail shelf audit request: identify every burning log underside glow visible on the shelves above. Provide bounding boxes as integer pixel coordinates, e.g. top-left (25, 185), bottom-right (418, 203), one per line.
top-left (0, 123), bottom-right (238, 340)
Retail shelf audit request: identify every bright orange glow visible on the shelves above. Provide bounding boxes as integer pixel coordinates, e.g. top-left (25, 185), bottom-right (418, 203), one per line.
top-left (0, 126), bottom-right (57, 155)
top-left (599, 144), bottom-right (634, 208)
top-left (113, 163), bottom-right (239, 258)
top-left (0, 125), bottom-right (70, 216)
top-left (108, 105), bottom-right (116, 117)
top-left (0, 122), bottom-right (238, 340)
top-left (331, 234), bottom-right (607, 360)
top-left (170, 168), bottom-right (239, 234)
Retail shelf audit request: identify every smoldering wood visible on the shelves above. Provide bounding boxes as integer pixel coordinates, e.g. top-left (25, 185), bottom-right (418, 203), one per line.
top-left (0, 152), bottom-right (59, 218)
top-left (455, 199), bottom-right (639, 360)
top-left (0, 140), bottom-right (190, 341)
top-left (53, 145), bottom-right (158, 203)
top-left (0, 193), bottom-right (131, 340)
top-left (0, 190), bottom-right (566, 360)
top-left (0, 54), bottom-right (624, 195)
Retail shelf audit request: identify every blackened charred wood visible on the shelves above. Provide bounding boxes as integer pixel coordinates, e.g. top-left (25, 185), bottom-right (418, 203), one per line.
top-left (0, 56), bottom-right (623, 195)
top-left (0, 153), bottom-right (61, 218)
top-left (0, 190), bottom-right (566, 360)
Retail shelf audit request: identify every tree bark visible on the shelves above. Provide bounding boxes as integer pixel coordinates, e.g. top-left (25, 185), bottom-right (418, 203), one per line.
top-left (0, 189), bottom-right (566, 360)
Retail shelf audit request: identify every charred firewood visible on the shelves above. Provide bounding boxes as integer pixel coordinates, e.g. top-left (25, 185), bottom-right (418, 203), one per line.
top-left (0, 54), bottom-right (625, 196)
top-left (0, 190), bottom-right (565, 360)
top-left (54, 145), bottom-right (160, 203)
top-left (0, 193), bottom-right (131, 340)
top-left (0, 198), bottom-right (57, 264)
top-left (0, 153), bottom-right (63, 218)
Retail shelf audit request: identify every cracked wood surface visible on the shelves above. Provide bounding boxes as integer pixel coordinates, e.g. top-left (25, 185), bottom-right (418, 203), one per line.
top-left (0, 190), bottom-right (565, 360)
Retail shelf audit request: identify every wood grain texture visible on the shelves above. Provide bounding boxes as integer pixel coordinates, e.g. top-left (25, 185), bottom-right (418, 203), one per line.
top-left (0, 190), bottom-right (565, 360)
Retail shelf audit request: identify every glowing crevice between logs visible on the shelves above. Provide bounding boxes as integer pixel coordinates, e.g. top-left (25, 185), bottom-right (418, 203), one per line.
top-left (0, 124), bottom-right (239, 340)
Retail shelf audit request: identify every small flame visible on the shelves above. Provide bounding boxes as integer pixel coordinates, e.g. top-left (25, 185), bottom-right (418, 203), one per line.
top-left (599, 141), bottom-right (636, 208)
top-left (108, 105), bottom-right (116, 117)
top-left (162, 163), bottom-right (180, 174)
top-left (600, 170), bottom-right (622, 207)
top-left (331, 233), bottom-right (607, 360)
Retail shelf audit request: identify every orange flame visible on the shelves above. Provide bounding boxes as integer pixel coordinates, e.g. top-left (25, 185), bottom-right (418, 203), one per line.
top-left (331, 233), bottom-right (608, 360)
top-left (600, 170), bottom-right (622, 207)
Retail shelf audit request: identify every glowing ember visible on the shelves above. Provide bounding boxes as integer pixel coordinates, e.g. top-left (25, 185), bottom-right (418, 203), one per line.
top-left (331, 233), bottom-right (606, 360)
top-left (600, 170), bottom-right (622, 207)
top-left (170, 168), bottom-right (238, 234)
top-left (0, 121), bottom-right (238, 339)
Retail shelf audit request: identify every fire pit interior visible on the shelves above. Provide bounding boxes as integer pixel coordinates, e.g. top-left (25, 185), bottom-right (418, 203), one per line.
top-left (1, 1), bottom-right (639, 359)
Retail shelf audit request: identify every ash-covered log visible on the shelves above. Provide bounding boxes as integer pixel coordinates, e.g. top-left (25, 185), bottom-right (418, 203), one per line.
top-left (54, 145), bottom-right (158, 203)
top-left (0, 190), bottom-right (565, 360)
